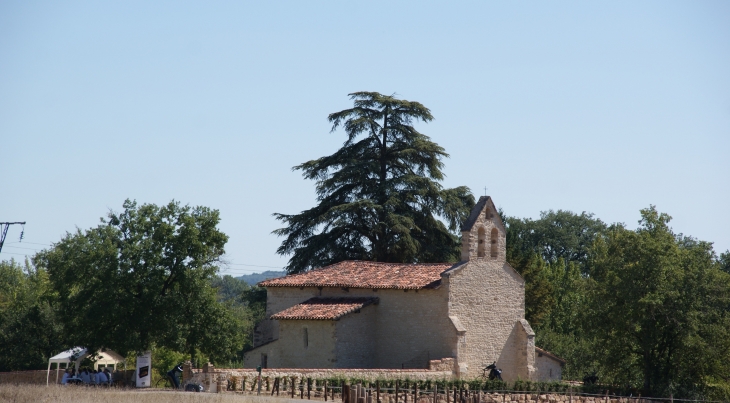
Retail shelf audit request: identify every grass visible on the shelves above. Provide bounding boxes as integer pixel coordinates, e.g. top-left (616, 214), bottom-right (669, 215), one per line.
top-left (0, 384), bottom-right (302, 403)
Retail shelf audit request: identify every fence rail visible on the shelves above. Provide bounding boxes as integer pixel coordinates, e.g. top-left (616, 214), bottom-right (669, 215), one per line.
top-left (215, 376), bottom-right (726, 403)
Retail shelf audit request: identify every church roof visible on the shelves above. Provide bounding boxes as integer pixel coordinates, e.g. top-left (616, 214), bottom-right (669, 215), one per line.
top-left (270, 297), bottom-right (378, 320)
top-left (461, 195), bottom-right (505, 232)
top-left (461, 196), bottom-right (491, 231)
top-left (535, 346), bottom-right (567, 364)
top-left (258, 260), bottom-right (454, 290)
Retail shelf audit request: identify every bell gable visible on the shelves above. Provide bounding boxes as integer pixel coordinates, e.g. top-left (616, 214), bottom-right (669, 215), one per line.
top-left (460, 196), bottom-right (506, 262)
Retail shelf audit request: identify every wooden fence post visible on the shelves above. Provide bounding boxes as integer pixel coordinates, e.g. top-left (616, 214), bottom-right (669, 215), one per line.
top-left (308, 378), bottom-right (312, 400)
top-left (292, 377), bottom-right (296, 399)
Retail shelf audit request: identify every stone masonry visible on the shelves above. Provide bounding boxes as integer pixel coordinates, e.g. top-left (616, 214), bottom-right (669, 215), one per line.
top-left (244, 196), bottom-right (564, 382)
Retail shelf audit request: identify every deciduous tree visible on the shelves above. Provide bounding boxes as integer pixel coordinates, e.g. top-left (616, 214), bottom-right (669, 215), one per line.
top-left (586, 207), bottom-right (730, 398)
top-left (506, 210), bottom-right (607, 274)
top-left (34, 200), bottom-right (243, 362)
top-left (0, 259), bottom-right (63, 371)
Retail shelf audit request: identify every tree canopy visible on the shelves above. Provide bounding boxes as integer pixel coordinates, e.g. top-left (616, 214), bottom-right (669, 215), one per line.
top-left (506, 209), bottom-right (607, 274)
top-left (504, 210), bottom-right (607, 328)
top-left (274, 92), bottom-right (474, 273)
top-left (0, 258), bottom-right (63, 371)
top-left (586, 207), bottom-right (730, 397)
top-left (505, 207), bottom-right (730, 399)
top-left (34, 200), bottom-right (244, 361)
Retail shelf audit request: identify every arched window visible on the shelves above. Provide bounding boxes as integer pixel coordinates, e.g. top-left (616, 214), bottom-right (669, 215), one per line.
top-left (477, 227), bottom-right (486, 257)
top-left (490, 228), bottom-right (499, 258)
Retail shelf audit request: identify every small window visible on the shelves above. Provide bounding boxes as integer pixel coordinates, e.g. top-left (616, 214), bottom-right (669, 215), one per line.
top-left (477, 227), bottom-right (486, 257)
top-left (490, 228), bottom-right (498, 258)
top-left (261, 354), bottom-right (268, 369)
top-left (303, 327), bottom-right (308, 348)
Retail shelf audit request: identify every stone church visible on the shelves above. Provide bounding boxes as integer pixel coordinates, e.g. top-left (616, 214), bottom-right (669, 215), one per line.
top-left (244, 196), bottom-right (564, 381)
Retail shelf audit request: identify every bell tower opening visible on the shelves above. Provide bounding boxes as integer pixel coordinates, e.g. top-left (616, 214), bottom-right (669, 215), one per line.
top-left (490, 228), bottom-right (499, 258)
top-left (477, 227), bottom-right (486, 257)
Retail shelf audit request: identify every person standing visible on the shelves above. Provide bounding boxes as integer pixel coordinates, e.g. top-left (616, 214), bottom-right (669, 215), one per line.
top-left (103, 368), bottom-right (112, 385)
top-left (167, 363), bottom-right (184, 389)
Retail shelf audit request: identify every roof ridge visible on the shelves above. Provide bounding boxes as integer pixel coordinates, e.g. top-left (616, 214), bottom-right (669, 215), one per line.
top-left (259, 260), bottom-right (456, 290)
top-left (270, 296), bottom-right (380, 321)
top-left (330, 260), bottom-right (453, 265)
top-left (306, 296), bottom-right (378, 302)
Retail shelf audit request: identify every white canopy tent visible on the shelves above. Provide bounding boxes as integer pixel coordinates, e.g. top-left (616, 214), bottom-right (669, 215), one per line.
top-left (46, 347), bottom-right (125, 385)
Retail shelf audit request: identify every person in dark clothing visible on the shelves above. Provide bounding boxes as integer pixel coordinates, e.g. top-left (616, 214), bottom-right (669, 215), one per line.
top-left (167, 363), bottom-right (184, 389)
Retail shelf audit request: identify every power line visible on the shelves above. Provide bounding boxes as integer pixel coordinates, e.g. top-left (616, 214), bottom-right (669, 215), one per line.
top-left (6, 241), bottom-right (284, 269)
top-left (0, 222), bottom-right (26, 254)
top-left (4, 245), bottom-right (43, 251)
top-left (1, 246), bottom-right (283, 273)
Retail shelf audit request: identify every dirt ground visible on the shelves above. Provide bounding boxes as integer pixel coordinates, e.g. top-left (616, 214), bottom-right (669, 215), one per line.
top-left (0, 384), bottom-right (305, 403)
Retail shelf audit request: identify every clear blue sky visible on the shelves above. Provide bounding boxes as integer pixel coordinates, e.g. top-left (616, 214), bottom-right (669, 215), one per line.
top-left (2, 1), bottom-right (729, 276)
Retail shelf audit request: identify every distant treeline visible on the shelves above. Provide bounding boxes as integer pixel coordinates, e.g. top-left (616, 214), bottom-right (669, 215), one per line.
top-left (236, 270), bottom-right (286, 286)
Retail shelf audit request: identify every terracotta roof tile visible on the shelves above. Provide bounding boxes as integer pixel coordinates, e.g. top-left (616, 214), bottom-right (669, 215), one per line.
top-left (270, 297), bottom-right (378, 320)
top-left (259, 260), bottom-right (454, 290)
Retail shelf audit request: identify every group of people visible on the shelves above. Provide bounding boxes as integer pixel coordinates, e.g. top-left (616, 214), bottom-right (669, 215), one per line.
top-left (60, 367), bottom-right (114, 386)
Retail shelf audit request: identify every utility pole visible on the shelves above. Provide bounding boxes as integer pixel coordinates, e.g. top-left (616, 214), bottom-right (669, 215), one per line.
top-left (0, 222), bottom-right (26, 254)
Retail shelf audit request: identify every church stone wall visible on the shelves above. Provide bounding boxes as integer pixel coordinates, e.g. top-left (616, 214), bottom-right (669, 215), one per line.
top-left (247, 196), bottom-right (544, 378)
top-left (498, 320), bottom-right (535, 381)
top-left (277, 320), bottom-right (337, 368)
top-left (260, 287), bottom-right (320, 347)
top-left (446, 259), bottom-right (527, 380)
top-left (367, 288), bottom-right (455, 369)
top-left (243, 320), bottom-right (337, 369)
top-left (334, 303), bottom-right (376, 368)
top-left (448, 200), bottom-right (533, 381)
top-left (252, 286), bottom-right (457, 369)
top-left (535, 351), bottom-right (563, 381)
